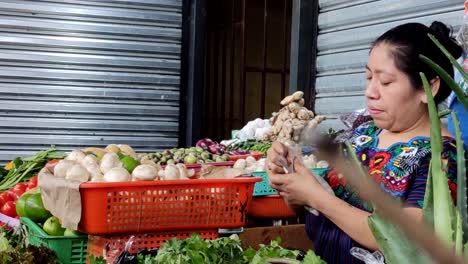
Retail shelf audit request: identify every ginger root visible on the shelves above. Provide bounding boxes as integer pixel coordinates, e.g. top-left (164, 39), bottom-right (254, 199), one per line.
top-left (263, 91), bottom-right (325, 144)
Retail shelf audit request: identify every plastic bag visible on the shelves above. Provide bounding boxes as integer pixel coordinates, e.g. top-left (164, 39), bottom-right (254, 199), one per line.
top-left (350, 247), bottom-right (385, 264)
top-left (456, 0), bottom-right (468, 51)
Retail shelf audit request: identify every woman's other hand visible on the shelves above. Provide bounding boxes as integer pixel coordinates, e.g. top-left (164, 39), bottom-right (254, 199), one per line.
top-left (265, 141), bottom-right (290, 174)
top-left (267, 159), bottom-right (328, 209)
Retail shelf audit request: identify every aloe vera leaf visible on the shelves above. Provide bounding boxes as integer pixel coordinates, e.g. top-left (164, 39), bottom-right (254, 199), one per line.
top-left (423, 161), bottom-right (435, 226)
top-left (465, 242), bottom-right (468, 258)
top-left (451, 111), bottom-right (468, 242)
top-left (428, 34), bottom-right (468, 83)
top-left (345, 142), bottom-right (368, 180)
top-left (456, 211), bottom-right (464, 256)
top-left (420, 55), bottom-right (468, 111)
top-left (421, 72), bottom-right (455, 245)
top-left (438, 109), bottom-right (452, 118)
top-left (368, 213), bottom-right (433, 264)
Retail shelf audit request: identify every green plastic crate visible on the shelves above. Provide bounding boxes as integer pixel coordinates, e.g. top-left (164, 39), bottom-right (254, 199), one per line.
top-left (252, 168), bottom-right (329, 196)
top-left (21, 217), bottom-right (88, 264)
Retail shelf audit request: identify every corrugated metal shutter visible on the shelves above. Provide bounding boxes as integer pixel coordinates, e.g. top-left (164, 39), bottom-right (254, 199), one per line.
top-left (0, 0), bottom-right (182, 163)
top-left (315, 0), bottom-right (464, 130)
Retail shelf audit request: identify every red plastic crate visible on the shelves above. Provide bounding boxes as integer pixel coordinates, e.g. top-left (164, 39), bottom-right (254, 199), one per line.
top-left (247, 195), bottom-right (296, 219)
top-left (86, 230), bottom-right (218, 264)
top-left (78, 177), bottom-right (260, 235)
top-left (229, 151), bottom-right (263, 161)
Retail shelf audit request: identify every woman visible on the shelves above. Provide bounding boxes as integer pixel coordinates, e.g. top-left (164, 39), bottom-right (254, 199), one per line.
top-left (266, 22), bottom-right (462, 264)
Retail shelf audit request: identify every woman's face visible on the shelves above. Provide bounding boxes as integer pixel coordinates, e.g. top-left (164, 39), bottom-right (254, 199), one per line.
top-left (365, 43), bottom-right (427, 132)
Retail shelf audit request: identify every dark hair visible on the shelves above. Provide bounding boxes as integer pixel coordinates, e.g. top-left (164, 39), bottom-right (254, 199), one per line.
top-left (372, 21), bottom-right (463, 104)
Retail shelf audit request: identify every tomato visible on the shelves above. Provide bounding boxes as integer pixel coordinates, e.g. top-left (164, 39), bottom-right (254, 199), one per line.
top-left (0, 192), bottom-right (13, 207)
top-left (28, 176), bottom-right (38, 189)
top-left (7, 190), bottom-right (20, 201)
top-left (1, 201), bottom-right (17, 217)
top-left (12, 183), bottom-right (27, 194)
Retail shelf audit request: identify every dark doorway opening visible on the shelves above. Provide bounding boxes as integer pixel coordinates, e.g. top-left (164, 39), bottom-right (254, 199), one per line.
top-left (202, 0), bottom-right (293, 141)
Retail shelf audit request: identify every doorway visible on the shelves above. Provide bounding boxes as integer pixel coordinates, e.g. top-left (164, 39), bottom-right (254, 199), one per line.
top-left (202, 0), bottom-right (292, 141)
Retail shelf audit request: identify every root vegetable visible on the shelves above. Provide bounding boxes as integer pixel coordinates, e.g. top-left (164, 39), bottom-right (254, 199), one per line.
top-left (233, 159), bottom-right (246, 169)
top-left (82, 147), bottom-right (107, 158)
top-left (176, 164), bottom-right (189, 179)
top-left (100, 153), bottom-right (123, 174)
top-left (119, 144), bottom-right (137, 158)
top-left (66, 150), bottom-right (86, 163)
top-left (291, 91), bottom-right (304, 101)
top-left (104, 167), bottom-right (130, 182)
top-left (105, 144), bottom-right (120, 153)
top-left (81, 154), bottom-right (102, 179)
top-left (164, 164), bottom-right (180, 180)
top-left (297, 109), bottom-right (311, 120)
top-left (132, 164), bottom-right (158, 181)
top-left (245, 156), bottom-right (256, 167)
top-left (298, 98), bottom-right (305, 106)
top-left (187, 169), bottom-right (196, 178)
top-left (280, 95), bottom-right (294, 106)
top-left (287, 102), bottom-right (302, 114)
top-left (54, 160), bottom-right (77, 178)
top-left (66, 164), bottom-right (90, 182)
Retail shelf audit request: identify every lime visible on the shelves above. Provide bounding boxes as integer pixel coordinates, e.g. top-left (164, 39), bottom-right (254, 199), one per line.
top-left (15, 193), bottom-right (31, 217)
top-left (64, 228), bottom-right (81, 236)
top-left (43, 216), bottom-right (65, 236)
top-left (121, 156), bottom-right (140, 173)
top-left (24, 193), bottom-right (52, 223)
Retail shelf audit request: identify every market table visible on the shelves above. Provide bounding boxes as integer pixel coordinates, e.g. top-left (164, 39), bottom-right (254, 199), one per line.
top-left (239, 224), bottom-right (313, 252)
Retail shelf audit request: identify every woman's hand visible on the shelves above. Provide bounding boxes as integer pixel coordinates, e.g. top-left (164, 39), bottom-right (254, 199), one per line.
top-left (266, 148), bottom-right (328, 208)
top-left (265, 141), bottom-right (290, 174)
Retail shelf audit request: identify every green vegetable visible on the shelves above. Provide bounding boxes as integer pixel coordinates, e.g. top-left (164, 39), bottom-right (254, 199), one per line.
top-left (244, 238), bottom-right (300, 264)
top-left (155, 233), bottom-right (244, 264)
top-left (0, 225), bottom-right (58, 263)
top-left (0, 148), bottom-right (65, 192)
top-left (302, 250), bottom-right (327, 264)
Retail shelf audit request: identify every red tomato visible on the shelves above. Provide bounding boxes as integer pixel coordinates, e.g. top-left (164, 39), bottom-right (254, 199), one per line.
top-left (0, 192), bottom-right (13, 206)
top-left (12, 183), bottom-right (27, 194)
top-left (1, 201), bottom-right (17, 217)
top-left (28, 176), bottom-right (38, 189)
top-left (7, 190), bottom-right (20, 201)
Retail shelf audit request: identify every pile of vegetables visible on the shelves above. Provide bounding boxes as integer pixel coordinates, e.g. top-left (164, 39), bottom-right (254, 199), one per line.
top-left (226, 140), bottom-right (272, 156)
top-left (89, 234), bottom-right (326, 264)
top-left (15, 189), bottom-right (80, 237)
top-left (0, 224), bottom-right (58, 263)
top-left (0, 148), bottom-right (65, 192)
top-left (197, 138), bottom-right (255, 156)
top-left (262, 91), bottom-right (326, 145)
top-left (0, 176), bottom-right (37, 218)
top-left (140, 147), bottom-right (231, 166)
top-left (46, 147), bottom-right (143, 183)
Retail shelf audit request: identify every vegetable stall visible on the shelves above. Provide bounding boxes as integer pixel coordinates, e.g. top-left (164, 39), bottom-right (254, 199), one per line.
top-left (0, 91), bottom-right (330, 264)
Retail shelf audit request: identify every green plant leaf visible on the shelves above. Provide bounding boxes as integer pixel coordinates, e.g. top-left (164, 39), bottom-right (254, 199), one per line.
top-left (420, 55), bottom-right (468, 111)
top-left (368, 213), bottom-right (433, 264)
top-left (423, 161), bottom-right (434, 226)
top-left (451, 111), bottom-right (468, 244)
top-left (421, 72), bottom-right (456, 245)
top-left (455, 210), bottom-right (464, 256)
top-left (427, 34), bottom-right (468, 84)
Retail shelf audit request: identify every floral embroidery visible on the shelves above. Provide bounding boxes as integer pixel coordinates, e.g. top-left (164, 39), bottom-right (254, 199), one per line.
top-left (325, 121), bottom-right (457, 211)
